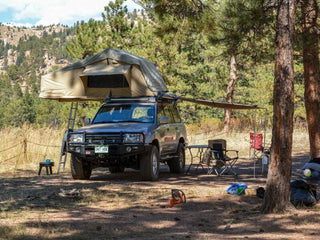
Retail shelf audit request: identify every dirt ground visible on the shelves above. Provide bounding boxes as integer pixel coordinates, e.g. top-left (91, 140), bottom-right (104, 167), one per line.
top-left (1, 153), bottom-right (320, 240)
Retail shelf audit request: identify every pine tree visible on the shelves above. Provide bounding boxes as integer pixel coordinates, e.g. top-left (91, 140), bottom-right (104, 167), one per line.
top-left (66, 0), bottom-right (134, 59)
top-left (66, 19), bottom-right (105, 59)
top-left (206, 0), bottom-right (274, 132)
top-left (301, 0), bottom-right (320, 159)
top-left (262, 0), bottom-right (296, 213)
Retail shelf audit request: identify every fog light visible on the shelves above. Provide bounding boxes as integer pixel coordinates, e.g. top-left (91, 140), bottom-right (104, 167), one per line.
top-left (126, 147), bottom-right (132, 152)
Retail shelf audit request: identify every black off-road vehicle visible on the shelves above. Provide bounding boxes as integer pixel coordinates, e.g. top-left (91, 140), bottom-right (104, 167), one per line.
top-left (67, 96), bottom-right (187, 181)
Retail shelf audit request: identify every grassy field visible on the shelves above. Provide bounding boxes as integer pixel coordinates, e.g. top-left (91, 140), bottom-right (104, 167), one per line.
top-left (0, 126), bottom-right (65, 175)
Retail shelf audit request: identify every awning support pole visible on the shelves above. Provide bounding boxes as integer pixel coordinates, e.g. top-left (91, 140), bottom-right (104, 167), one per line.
top-left (262, 108), bottom-right (268, 174)
top-left (253, 108), bottom-right (257, 178)
top-left (264, 109), bottom-right (267, 148)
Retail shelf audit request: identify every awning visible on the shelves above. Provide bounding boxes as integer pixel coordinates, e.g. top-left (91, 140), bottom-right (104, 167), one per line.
top-left (159, 93), bottom-right (263, 110)
top-left (179, 97), bottom-right (262, 110)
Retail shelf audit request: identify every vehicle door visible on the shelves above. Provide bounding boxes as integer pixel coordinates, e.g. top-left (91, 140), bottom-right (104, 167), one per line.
top-left (170, 103), bottom-right (185, 152)
top-left (157, 103), bottom-right (176, 155)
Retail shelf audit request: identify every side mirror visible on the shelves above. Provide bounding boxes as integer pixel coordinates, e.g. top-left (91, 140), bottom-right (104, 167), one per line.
top-left (84, 118), bottom-right (91, 126)
top-left (159, 116), bottom-right (169, 125)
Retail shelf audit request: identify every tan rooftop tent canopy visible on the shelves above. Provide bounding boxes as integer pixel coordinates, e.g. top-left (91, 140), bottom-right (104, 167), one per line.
top-left (39, 48), bottom-right (168, 101)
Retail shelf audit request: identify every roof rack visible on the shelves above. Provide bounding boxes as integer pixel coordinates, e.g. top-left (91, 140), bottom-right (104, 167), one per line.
top-left (104, 96), bottom-right (157, 103)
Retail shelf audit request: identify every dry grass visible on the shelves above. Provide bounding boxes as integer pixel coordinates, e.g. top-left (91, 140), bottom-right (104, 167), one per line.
top-left (186, 126), bottom-right (309, 163)
top-left (0, 125), bottom-right (67, 175)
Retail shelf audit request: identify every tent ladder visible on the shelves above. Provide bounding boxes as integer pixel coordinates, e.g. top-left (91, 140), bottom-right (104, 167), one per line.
top-left (57, 101), bottom-right (78, 173)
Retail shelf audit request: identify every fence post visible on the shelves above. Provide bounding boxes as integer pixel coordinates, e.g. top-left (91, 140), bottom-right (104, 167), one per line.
top-left (24, 138), bottom-right (27, 163)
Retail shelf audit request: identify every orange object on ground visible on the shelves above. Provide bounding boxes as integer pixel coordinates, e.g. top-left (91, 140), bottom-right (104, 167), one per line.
top-left (169, 189), bottom-right (186, 207)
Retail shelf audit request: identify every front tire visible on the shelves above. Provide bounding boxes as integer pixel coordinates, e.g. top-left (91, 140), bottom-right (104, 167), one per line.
top-left (168, 143), bottom-right (185, 173)
top-left (71, 154), bottom-right (92, 180)
top-left (140, 145), bottom-right (160, 181)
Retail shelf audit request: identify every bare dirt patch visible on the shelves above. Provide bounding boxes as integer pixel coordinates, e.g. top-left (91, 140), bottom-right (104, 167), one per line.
top-left (1, 153), bottom-right (319, 240)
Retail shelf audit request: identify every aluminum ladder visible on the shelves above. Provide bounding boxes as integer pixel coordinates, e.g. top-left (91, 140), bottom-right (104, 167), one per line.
top-left (57, 101), bottom-right (78, 173)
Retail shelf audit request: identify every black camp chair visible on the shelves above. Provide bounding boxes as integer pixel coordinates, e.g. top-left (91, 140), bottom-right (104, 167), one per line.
top-left (207, 139), bottom-right (239, 176)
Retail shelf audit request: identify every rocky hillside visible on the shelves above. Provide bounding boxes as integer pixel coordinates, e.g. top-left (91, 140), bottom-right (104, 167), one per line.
top-left (0, 24), bottom-right (66, 46)
top-left (0, 24), bottom-right (73, 75)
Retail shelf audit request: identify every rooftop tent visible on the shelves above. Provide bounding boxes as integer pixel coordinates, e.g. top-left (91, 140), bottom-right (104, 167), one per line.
top-left (39, 48), bottom-right (168, 101)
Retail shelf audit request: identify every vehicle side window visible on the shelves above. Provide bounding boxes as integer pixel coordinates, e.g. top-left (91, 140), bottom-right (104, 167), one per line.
top-left (163, 104), bottom-right (174, 123)
top-left (157, 103), bottom-right (174, 123)
top-left (171, 105), bottom-right (181, 123)
top-left (157, 104), bottom-right (165, 123)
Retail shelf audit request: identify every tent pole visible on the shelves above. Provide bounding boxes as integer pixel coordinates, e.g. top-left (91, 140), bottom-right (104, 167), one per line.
top-left (262, 108), bottom-right (267, 175)
top-left (264, 108), bottom-right (267, 148)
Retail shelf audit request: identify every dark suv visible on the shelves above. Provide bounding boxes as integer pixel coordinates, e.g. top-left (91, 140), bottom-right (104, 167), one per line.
top-left (67, 96), bottom-right (187, 181)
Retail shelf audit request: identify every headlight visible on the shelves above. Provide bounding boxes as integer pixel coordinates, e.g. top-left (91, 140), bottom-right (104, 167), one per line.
top-left (123, 133), bottom-right (144, 143)
top-left (69, 133), bottom-right (85, 143)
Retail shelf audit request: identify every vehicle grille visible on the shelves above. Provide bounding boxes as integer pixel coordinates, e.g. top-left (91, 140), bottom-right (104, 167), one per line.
top-left (86, 133), bottom-right (122, 144)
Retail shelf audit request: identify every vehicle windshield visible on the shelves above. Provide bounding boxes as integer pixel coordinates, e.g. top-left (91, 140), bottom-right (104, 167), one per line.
top-left (92, 104), bottom-right (155, 124)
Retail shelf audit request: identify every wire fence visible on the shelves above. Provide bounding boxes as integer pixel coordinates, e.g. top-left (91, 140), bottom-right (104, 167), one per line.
top-left (27, 141), bottom-right (61, 148)
top-left (0, 138), bottom-right (61, 164)
top-left (0, 142), bottom-right (21, 153)
top-left (0, 131), bottom-right (240, 164)
top-left (0, 155), bottom-right (19, 164)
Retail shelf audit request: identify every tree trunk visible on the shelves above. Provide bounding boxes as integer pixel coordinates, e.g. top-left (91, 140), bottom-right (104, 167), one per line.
top-left (223, 54), bottom-right (237, 133)
top-left (302, 0), bottom-right (320, 159)
top-left (261, 0), bottom-right (296, 213)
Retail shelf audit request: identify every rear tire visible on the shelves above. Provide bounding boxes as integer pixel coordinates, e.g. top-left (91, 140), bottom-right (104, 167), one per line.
top-left (168, 143), bottom-right (185, 173)
top-left (140, 145), bottom-right (160, 181)
top-left (71, 154), bottom-right (92, 180)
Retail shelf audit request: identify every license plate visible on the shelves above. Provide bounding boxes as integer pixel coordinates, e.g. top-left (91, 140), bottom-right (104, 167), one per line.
top-left (95, 145), bottom-right (109, 153)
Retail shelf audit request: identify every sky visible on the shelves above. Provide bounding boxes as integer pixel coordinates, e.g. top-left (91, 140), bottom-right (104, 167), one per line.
top-left (0, 0), bottom-right (142, 27)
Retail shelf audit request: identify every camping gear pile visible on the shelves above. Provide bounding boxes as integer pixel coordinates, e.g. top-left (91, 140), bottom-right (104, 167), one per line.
top-left (226, 183), bottom-right (248, 195)
top-left (290, 158), bottom-right (320, 207)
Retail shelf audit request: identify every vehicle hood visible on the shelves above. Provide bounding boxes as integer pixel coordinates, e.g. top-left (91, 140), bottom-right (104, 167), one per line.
top-left (72, 122), bottom-right (155, 134)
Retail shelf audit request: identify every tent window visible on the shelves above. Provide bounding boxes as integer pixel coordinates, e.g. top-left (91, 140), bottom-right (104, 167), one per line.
top-left (87, 75), bottom-right (129, 88)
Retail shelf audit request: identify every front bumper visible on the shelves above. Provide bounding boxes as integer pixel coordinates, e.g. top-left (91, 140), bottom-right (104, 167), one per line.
top-left (68, 143), bottom-right (150, 158)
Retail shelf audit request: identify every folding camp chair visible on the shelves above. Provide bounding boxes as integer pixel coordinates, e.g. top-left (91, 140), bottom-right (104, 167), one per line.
top-left (207, 139), bottom-right (239, 176)
top-left (250, 133), bottom-right (263, 154)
